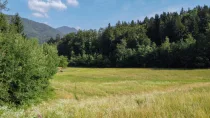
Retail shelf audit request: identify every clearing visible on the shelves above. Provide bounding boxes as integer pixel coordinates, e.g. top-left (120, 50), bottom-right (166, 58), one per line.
top-left (1, 68), bottom-right (210, 118)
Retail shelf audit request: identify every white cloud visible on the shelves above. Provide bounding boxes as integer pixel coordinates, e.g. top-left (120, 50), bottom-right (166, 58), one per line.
top-left (49, 0), bottom-right (68, 10)
top-left (32, 12), bottom-right (48, 18)
top-left (28, 0), bottom-right (67, 18)
top-left (67, 0), bottom-right (79, 7)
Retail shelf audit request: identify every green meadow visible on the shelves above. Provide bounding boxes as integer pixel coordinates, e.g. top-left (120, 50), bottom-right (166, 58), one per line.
top-left (1, 68), bottom-right (210, 118)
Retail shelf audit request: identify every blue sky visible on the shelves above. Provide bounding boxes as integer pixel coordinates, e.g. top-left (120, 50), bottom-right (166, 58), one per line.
top-left (4, 0), bottom-right (210, 29)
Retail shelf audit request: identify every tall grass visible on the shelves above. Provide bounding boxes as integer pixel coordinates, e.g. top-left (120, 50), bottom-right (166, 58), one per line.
top-left (0, 68), bottom-right (210, 118)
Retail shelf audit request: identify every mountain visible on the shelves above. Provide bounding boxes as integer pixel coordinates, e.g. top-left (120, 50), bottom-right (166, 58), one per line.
top-left (21, 18), bottom-right (63, 43)
top-left (6, 15), bottom-right (78, 43)
top-left (56, 26), bottom-right (77, 35)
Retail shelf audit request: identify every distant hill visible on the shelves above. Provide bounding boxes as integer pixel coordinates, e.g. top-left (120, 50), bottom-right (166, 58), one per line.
top-left (6, 15), bottom-right (78, 43)
top-left (56, 26), bottom-right (77, 35)
top-left (21, 18), bottom-right (63, 43)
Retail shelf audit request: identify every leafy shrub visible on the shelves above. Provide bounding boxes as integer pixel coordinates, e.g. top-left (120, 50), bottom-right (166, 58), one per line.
top-left (59, 56), bottom-right (69, 68)
top-left (0, 33), bottom-right (59, 106)
top-left (69, 54), bottom-right (111, 67)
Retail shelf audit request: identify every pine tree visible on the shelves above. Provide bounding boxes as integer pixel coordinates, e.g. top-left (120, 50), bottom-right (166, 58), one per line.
top-left (180, 8), bottom-right (185, 15)
top-left (11, 13), bottom-right (24, 35)
top-left (131, 20), bottom-right (135, 27)
top-left (173, 15), bottom-right (186, 41)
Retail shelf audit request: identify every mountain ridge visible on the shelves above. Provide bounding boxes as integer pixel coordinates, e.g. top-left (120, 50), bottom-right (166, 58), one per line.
top-left (6, 14), bottom-right (77, 43)
top-left (56, 26), bottom-right (77, 35)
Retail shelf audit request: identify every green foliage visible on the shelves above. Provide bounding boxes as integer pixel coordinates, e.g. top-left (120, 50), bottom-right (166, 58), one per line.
top-left (55, 5), bottom-right (210, 68)
top-left (59, 56), bottom-right (69, 68)
top-left (10, 13), bottom-right (24, 34)
top-left (0, 33), bottom-right (59, 106)
top-left (0, 13), bottom-right (8, 32)
top-left (0, 4), bottom-right (60, 106)
top-left (69, 54), bottom-right (110, 67)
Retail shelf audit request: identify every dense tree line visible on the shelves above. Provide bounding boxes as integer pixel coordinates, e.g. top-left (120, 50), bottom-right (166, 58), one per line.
top-left (52, 5), bottom-right (210, 68)
top-left (0, 1), bottom-right (60, 106)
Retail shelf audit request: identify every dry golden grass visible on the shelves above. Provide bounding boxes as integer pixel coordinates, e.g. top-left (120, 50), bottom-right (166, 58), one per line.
top-left (0, 68), bottom-right (210, 118)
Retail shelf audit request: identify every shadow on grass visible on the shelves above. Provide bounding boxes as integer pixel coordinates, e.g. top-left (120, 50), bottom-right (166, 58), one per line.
top-left (68, 66), bottom-right (209, 70)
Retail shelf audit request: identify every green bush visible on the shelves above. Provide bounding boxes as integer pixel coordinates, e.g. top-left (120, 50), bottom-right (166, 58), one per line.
top-left (59, 56), bottom-right (69, 68)
top-left (0, 33), bottom-right (59, 106)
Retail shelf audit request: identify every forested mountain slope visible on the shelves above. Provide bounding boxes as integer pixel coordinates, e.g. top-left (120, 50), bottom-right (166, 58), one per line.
top-left (21, 17), bottom-right (63, 43)
top-left (6, 15), bottom-right (73, 43)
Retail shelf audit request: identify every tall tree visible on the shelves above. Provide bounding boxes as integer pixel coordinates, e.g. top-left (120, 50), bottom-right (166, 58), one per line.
top-left (56, 5), bottom-right (210, 68)
top-left (11, 13), bottom-right (24, 35)
top-left (172, 14), bottom-right (186, 42)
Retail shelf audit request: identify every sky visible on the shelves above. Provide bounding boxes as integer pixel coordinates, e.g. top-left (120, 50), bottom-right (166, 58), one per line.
top-left (4, 0), bottom-right (210, 30)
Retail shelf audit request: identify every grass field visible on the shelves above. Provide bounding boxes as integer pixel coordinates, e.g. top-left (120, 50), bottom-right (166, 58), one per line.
top-left (1, 68), bottom-right (210, 118)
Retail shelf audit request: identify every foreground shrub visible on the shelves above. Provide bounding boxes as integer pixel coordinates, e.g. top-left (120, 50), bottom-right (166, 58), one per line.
top-left (0, 33), bottom-right (59, 106)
